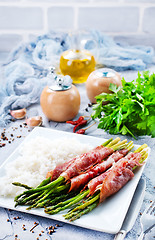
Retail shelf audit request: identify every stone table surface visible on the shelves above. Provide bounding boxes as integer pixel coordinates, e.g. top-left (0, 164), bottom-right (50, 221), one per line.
top-left (0, 67), bottom-right (155, 240)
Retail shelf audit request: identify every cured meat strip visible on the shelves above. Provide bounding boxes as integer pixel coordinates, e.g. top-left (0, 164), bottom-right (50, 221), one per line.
top-left (61, 146), bottom-right (114, 180)
top-left (46, 145), bottom-right (108, 181)
top-left (88, 152), bottom-right (142, 196)
top-left (46, 157), bottom-right (76, 180)
top-left (69, 149), bottom-right (128, 192)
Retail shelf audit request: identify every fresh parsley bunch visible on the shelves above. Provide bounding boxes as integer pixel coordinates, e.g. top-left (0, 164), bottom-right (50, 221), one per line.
top-left (92, 71), bottom-right (155, 138)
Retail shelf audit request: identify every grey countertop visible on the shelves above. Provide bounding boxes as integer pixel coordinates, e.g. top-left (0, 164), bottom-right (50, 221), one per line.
top-left (0, 67), bottom-right (155, 240)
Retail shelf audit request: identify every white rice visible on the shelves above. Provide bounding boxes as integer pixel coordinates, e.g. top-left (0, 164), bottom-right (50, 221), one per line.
top-left (0, 136), bottom-right (92, 197)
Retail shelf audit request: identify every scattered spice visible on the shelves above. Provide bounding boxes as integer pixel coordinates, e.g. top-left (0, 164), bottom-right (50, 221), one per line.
top-left (48, 230), bottom-right (52, 235)
top-left (15, 234), bottom-right (18, 237)
top-left (55, 224), bottom-right (60, 227)
top-left (30, 222), bottom-right (39, 232)
top-left (39, 233), bottom-right (42, 236)
top-left (17, 135), bottom-right (21, 138)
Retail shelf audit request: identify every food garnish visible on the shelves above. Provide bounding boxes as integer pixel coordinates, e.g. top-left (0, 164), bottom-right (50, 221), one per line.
top-left (92, 71), bottom-right (155, 138)
top-left (66, 116), bottom-right (91, 133)
top-left (76, 122), bottom-right (96, 134)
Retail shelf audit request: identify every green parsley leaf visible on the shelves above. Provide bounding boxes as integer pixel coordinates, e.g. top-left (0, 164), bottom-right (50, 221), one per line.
top-left (92, 71), bottom-right (155, 138)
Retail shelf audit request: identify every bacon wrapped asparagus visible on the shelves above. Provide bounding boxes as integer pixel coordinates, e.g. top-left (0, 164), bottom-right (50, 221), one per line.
top-left (13, 138), bottom-right (128, 208)
top-left (44, 144), bottom-right (148, 220)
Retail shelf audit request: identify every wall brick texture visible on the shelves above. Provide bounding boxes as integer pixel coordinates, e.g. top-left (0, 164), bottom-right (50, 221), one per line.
top-left (0, 0), bottom-right (154, 58)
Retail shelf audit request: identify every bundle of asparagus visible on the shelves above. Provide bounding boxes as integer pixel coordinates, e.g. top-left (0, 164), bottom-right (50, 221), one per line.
top-left (12, 138), bottom-right (148, 222)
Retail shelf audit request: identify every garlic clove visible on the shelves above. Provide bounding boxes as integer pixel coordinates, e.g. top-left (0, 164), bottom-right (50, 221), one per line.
top-left (26, 116), bottom-right (43, 127)
top-left (10, 108), bottom-right (27, 119)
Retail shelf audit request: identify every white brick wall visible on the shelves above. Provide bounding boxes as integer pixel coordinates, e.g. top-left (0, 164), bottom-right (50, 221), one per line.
top-left (0, 0), bottom-right (155, 60)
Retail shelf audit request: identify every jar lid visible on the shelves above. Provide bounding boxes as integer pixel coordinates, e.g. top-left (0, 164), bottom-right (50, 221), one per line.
top-left (49, 67), bottom-right (72, 91)
top-left (95, 68), bottom-right (116, 78)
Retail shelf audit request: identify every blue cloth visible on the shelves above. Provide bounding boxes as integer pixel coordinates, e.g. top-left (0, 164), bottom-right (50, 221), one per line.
top-left (0, 31), bottom-right (154, 127)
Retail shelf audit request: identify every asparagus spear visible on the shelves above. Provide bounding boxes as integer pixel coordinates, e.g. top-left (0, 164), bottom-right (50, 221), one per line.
top-left (13, 176), bottom-right (51, 202)
top-left (45, 189), bottom-right (89, 214)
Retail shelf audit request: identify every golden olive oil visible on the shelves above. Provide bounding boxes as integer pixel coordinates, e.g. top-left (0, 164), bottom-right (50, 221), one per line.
top-left (60, 49), bottom-right (95, 84)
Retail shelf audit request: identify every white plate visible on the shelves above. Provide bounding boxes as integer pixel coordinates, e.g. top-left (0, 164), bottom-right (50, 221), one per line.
top-left (0, 127), bottom-right (150, 234)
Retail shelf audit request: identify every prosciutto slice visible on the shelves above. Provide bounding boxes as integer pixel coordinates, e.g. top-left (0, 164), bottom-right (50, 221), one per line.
top-left (61, 146), bottom-right (114, 180)
top-left (69, 149), bottom-right (128, 192)
top-left (88, 152), bottom-right (142, 197)
top-left (46, 157), bottom-right (76, 180)
top-left (46, 145), bottom-right (111, 181)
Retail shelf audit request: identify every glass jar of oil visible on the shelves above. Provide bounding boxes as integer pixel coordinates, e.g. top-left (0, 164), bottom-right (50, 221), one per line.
top-left (59, 32), bottom-right (96, 84)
